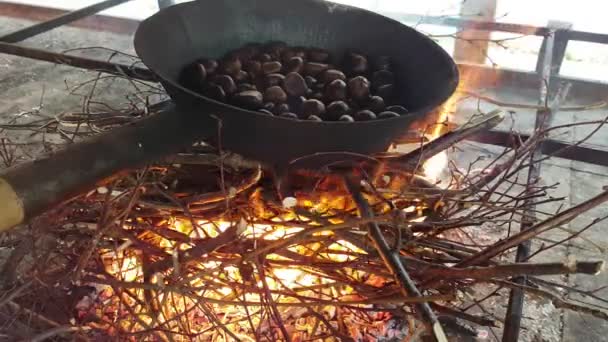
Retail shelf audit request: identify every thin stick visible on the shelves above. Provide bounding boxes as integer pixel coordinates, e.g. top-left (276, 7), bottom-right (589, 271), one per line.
top-left (459, 90), bottom-right (606, 111)
top-left (409, 258), bottom-right (604, 279)
top-left (343, 173), bottom-right (448, 342)
top-left (446, 189), bottom-right (608, 272)
top-left (496, 280), bottom-right (608, 322)
top-left (386, 109), bottom-right (504, 167)
top-left (84, 276), bottom-right (455, 305)
top-left (21, 326), bottom-right (92, 342)
top-left (255, 261), bottom-right (292, 342)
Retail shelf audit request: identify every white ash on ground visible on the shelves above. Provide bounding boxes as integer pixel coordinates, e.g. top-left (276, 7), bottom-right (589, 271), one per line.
top-left (520, 297), bottom-right (562, 342)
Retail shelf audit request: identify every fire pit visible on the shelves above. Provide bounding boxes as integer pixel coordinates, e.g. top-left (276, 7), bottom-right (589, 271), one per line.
top-left (1, 1), bottom-right (608, 342)
top-left (7, 103), bottom-right (603, 342)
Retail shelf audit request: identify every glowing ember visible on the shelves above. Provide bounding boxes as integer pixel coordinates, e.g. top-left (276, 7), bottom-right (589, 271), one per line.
top-left (97, 213), bottom-right (385, 340)
top-left (92, 177), bottom-right (444, 342)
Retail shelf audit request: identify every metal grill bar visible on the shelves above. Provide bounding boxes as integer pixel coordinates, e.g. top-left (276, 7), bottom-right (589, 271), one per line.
top-left (0, 42), bottom-right (156, 82)
top-left (468, 131), bottom-right (608, 167)
top-left (158, 0), bottom-right (177, 9)
top-left (502, 24), bottom-right (561, 342)
top-left (0, 0), bottom-right (133, 43)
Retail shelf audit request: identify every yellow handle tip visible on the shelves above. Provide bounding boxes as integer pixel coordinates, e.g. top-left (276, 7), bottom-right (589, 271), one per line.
top-left (0, 178), bottom-right (24, 232)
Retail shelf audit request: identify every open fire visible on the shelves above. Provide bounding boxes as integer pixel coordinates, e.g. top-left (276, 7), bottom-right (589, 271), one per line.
top-left (86, 71), bottom-right (491, 341)
top-left (93, 159), bottom-right (442, 341)
top-left (1, 1), bottom-right (608, 341)
top-left (3, 76), bottom-right (607, 341)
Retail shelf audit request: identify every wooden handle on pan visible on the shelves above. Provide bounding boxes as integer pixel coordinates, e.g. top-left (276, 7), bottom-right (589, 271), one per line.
top-left (0, 103), bottom-right (213, 232)
top-left (0, 178), bottom-right (23, 230)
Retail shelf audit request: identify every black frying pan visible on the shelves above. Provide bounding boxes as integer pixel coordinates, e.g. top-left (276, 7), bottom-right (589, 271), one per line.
top-left (134, 0), bottom-right (459, 166)
top-left (0, 0), bottom-right (457, 232)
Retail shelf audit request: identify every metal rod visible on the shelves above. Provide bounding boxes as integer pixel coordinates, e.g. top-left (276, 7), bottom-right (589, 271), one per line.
top-left (381, 12), bottom-right (550, 37)
top-left (0, 42), bottom-right (156, 82)
top-left (0, 2), bottom-right (139, 35)
top-left (382, 11), bottom-right (608, 45)
top-left (502, 27), bottom-right (559, 342)
top-left (467, 131), bottom-right (608, 167)
top-left (567, 30), bottom-right (608, 45)
top-left (0, 0), bottom-right (133, 43)
top-left (535, 21), bottom-right (572, 76)
top-left (343, 174), bottom-right (447, 342)
top-left (0, 2), bottom-right (606, 46)
top-left (502, 82), bottom-right (571, 342)
top-left (158, 0), bottom-right (177, 9)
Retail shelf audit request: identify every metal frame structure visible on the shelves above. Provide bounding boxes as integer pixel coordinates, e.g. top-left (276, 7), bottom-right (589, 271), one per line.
top-left (157, 0), bottom-right (176, 9)
top-left (0, 0), bottom-right (133, 43)
top-left (0, 1), bottom-right (607, 341)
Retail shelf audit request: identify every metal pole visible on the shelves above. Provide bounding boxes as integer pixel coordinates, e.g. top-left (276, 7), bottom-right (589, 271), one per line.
top-left (0, 42), bottom-right (156, 82)
top-left (502, 23), bottom-right (571, 342)
top-left (467, 130), bottom-right (608, 167)
top-left (535, 21), bottom-right (573, 76)
top-left (158, 0), bottom-right (177, 10)
top-left (0, 0), bottom-right (133, 43)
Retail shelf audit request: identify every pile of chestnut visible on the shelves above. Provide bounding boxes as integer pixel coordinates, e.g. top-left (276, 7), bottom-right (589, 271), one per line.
top-left (180, 41), bottom-right (409, 122)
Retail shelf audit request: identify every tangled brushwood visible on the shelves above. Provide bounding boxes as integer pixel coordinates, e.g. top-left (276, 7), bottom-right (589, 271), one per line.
top-left (1, 65), bottom-right (608, 341)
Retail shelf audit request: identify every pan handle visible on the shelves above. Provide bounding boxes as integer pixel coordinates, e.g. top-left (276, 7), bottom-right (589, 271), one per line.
top-left (0, 103), bottom-right (213, 232)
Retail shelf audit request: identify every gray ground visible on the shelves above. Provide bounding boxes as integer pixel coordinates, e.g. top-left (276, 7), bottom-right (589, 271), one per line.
top-left (1, 16), bottom-right (607, 342)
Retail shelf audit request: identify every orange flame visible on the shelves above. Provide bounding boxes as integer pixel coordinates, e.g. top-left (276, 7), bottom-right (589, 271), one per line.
top-left (422, 67), bottom-right (483, 183)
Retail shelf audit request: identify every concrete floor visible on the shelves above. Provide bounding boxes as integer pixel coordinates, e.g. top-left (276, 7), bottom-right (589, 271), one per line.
top-left (1, 15), bottom-right (607, 342)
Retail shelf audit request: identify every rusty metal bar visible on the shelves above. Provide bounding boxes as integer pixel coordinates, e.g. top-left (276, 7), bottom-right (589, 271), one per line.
top-left (567, 30), bottom-right (608, 45)
top-left (535, 21), bottom-right (572, 76)
top-left (383, 11), bottom-right (608, 46)
top-left (501, 24), bottom-right (559, 342)
top-left (500, 83), bottom-right (572, 340)
top-left (0, 2), bottom-right (139, 35)
top-left (382, 12), bottom-right (549, 36)
top-left (0, 42), bottom-right (156, 82)
top-left (0, 2), bottom-right (607, 48)
top-left (382, 10), bottom-right (608, 62)
top-left (158, 0), bottom-right (177, 9)
top-left (467, 131), bottom-right (608, 167)
top-left (0, 0), bottom-right (133, 43)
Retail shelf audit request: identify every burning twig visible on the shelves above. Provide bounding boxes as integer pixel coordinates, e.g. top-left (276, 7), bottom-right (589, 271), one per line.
top-left (380, 109), bottom-right (505, 169)
top-left (343, 173), bottom-right (448, 342)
